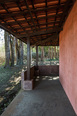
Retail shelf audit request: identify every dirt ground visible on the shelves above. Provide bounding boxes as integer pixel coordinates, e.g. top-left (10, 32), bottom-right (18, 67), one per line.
top-left (1, 76), bottom-right (76, 116)
top-left (0, 65), bottom-right (26, 115)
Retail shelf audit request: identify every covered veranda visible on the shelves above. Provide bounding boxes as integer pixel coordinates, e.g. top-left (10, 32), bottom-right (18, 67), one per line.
top-left (1, 76), bottom-right (75, 116)
top-left (0, 0), bottom-right (77, 115)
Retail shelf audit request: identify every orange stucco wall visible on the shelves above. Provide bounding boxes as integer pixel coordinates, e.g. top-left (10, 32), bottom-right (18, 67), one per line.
top-left (59, 1), bottom-right (77, 115)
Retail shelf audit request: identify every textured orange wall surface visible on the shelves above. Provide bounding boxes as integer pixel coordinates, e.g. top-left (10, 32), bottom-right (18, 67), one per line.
top-left (59, 1), bottom-right (77, 115)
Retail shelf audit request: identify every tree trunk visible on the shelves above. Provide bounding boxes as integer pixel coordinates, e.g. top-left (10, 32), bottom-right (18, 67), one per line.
top-left (4, 31), bottom-right (10, 68)
top-left (16, 39), bottom-right (20, 65)
top-left (57, 46), bottom-right (59, 59)
top-left (58, 46), bottom-right (59, 59)
top-left (54, 46), bottom-right (56, 59)
top-left (48, 46), bottom-right (51, 64)
top-left (51, 47), bottom-right (54, 59)
top-left (20, 41), bottom-right (23, 65)
top-left (10, 36), bottom-right (15, 66)
top-left (41, 46), bottom-right (44, 62)
top-left (16, 39), bottom-right (23, 65)
top-left (48, 46), bottom-right (51, 59)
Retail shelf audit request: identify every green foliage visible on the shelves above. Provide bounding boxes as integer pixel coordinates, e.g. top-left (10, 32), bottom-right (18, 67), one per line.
top-left (32, 47), bottom-right (36, 52)
top-left (46, 58), bottom-right (59, 61)
top-left (1, 62), bottom-right (5, 66)
top-left (32, 52), bottom-right (36, 59)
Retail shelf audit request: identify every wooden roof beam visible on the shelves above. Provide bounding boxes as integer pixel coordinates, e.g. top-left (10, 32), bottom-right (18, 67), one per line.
top-left (0, 4), bottom-right (65, 17)
top-left (1, 13), bottom-right (62, 24)
top-left (0, 0), bottom-right (18, 3)
top-left (14, 25), bottom-right (60, 33)
top-left (59, 0), bottom-right (76, 27)
top-left (1, 4), bottom-right (25, 32)
top-left (16, 1), bottom-right (35, 32)
top-left (0, 13), bottom-right (18, 33)
top-left (17, 27), bottom-right (62, 38)
top-left (4, 21), bottom-right (60, 27)
top-left (0, 0), bottom-right (61, 4)
top-left (54, 0), bottom-right (60, 26)
top-left (31, 0), bottom-right (43, 43)
top-left (31, 0), bottom-right (39, 29)
top-left (1, 3), bottom-right (30, 38)
top-left (24, 0), bottom-right (37, 31)
top-left (0, 22), bottom-right (17, 37)
top-left (27, 27), bottom-right (62, 36)
top-left (45, 0), bottom-right (47, 31)
top-left (33, 34), bottom-right (59, 46)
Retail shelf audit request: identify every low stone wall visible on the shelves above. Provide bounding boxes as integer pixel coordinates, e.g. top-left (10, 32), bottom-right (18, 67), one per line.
top-left (21, 65), bottom-right (59, 90)
top-left (21, 66), bottom-right (35, 80)
top-left (35, 65), bottom-right (59, 76)
top-left (21, 66), bottom-right (35, 90)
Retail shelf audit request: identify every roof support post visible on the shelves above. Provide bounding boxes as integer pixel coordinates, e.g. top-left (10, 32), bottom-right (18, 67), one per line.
top-left (31, 47), bottom-right (32, 65)
top-left (21, 37), bottom-right (33, 90)
top-left (27, 37), bottom-right (30, 80)
top-left (36, 46), bottom-right (38, 67)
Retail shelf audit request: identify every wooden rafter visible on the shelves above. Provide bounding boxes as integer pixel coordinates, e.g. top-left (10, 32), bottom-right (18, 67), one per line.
top-left (33, 34), bottom-right (58, 45)
top-left (24, 0), bottom-right (37, 31)
top-left (45, 0), bottom-right (47, 31)
top-left (54, 0), bottom-right (60, 26)
top-left (0, 0), bottom-right (75, 46)
top-left (17, 27), bottom-right (62, 38)
top-left (31, 0), bottom-right (43, 43)
top-left (59, 0), bottom-right (76, 27)
top-left (16, 1), bottom-right (35, 33)
top-left (0, 4), bottom-right (65, 17)
top-left (1, 3), bottom-right (29, 37)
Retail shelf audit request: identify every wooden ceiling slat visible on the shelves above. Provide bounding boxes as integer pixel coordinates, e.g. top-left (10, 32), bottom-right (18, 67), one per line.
top-left (0, 0), bottom-right (18, 3)
top-left (59, 0), bottom-right (76, 27)
top-left (24, 0), bottom-right (37, 31)
top-left (45, 0), bottom-right (47, 31)
top-left (54, 0), bottom-right (60, 26)
top-left (17, 26), bottom-right (62, 38)
top-left (31, 0), bottom-right (43, 43)
top-left (0, 0), bottom-right (75, 46)
top-left (0, 22), bottom-right (17, 37)
top-left (16, 1), bottom-right (35, 33)
top-left (0, 4), bottom-right (65, 16)
top-left (1, 3), bottom-right (28, 36)
top-left (34, 34), bottom-right (58, 46)
top-left (0, 9), bottom-right (17, 33)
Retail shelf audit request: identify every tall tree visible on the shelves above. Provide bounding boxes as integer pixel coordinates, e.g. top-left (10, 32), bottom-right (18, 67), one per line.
top-left (4, 31), bottom-right (10, 68)
top-left (51, 46), bottom-right (54, 59)
top-left (10, 35), bottom-right (15, 66)
top-left (48, 46), bottom-right (51, 64)
top-left (41, 46), bottom-right (44, 61)
top-left (48, 46), bottom-right (51, 59)
top-left (56, 46), bottom-right (59, 59)
top-left (16, 39), bottom-right (23, 65)
top-left (54, 46), bottom-right (56, 59)
top-left (20, 41), bottom-right (23, 65)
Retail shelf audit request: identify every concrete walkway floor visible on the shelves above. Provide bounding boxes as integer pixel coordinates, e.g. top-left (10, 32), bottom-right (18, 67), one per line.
top-left (1, 76), bottom-right (76, 116)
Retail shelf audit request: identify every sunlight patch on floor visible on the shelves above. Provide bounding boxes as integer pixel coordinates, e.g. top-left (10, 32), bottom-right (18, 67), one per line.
top-left (53, 76), bottom-right (59, 80)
